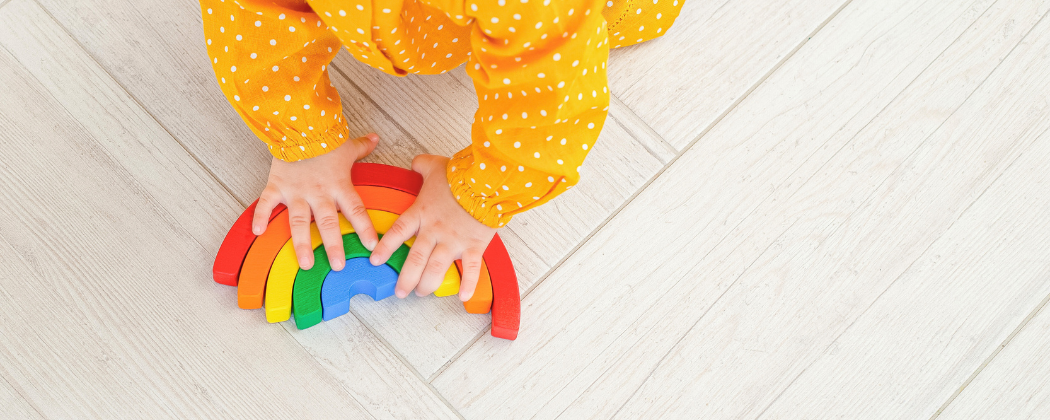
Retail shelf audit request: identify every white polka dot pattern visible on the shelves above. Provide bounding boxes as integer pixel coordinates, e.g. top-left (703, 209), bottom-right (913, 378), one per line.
top-left (200, 0), bottom-right (683, 226)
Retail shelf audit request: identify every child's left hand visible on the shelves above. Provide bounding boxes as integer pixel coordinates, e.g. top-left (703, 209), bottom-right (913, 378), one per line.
top-left (368, 155), bottom-right (497, 301)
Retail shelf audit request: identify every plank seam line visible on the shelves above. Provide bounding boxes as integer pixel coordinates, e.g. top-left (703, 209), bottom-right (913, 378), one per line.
top-left (761, 114), bottom-right (1050, 420)
top-left (328, 58), bottom-right (544, 387)
top-left (28, 0), bottom-right (247, 209)
top-left (931, 291), bottom-right (1050, 418)
top-left (326, 62), bottom-right (550, 262)
top-left (608, 93), bottom-right (677, 163)
top-left (928, 142), bottom-right (1050, 419)
top-left (345, 306), bottom-right (468, 420)
top-left (18, 5), bottom-right (424, 416)
top-left (0, 156), bottom-right (362, 416)
top-left (427, 327), bottom-right (488, 383)
top-left (601, 218), bottom-right (802, 420)
top-left (751, 6), bottom-right (1050, 417)
top-left (925, 128), bottom-right (1050, 420)
top-left (329, 58), bottom-right (553, 385)
top-left (560, 1), bottom-right (1025, 413)
top-left (544, 315), bottom-right (647, 418)
top-left (329, 60), bottom-right (432, 160)
top-left (434, 0), bottom-right (856, 386)
top-left (537, 218), bottom-right (800, 419)
top-left (0, 0), bottom-right (13, 10)
top-left (446, 67), bottom-right (474, 91)
top-left (0, 6), bottom-right (210, 257)
top-left (271, 322), bottom-right (383, 419)
top-left (514, 0), bottom-right (857, 304)
top-left (498, 229), bottom-right (545, 273)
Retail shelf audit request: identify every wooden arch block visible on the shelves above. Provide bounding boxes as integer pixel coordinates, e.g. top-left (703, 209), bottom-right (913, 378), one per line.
top-left (212, 201), bottom-right (286, 286)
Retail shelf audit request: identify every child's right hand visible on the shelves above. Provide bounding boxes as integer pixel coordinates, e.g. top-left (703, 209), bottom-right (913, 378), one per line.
top-left (252, 133), bottom-right (381, 271)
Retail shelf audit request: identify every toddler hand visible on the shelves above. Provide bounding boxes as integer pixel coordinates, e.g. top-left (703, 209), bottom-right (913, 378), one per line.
top-left (252, 134), bottom-right (381, 271)
top-left (369, 155), bottom-right (497, 301)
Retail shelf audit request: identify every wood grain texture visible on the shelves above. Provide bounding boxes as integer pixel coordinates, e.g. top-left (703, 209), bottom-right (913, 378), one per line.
top-left (279, 317), bottom-right (461, 419)
top-left (33, 0), bottom-right (424, 204)
top-left (0, 47), bottom-right (371, 420)
top-left (6, 0), bottom-right (1050, 417)
top-left (0, 1), bottom-right (457, 417)
top-left (331, 57), bottom-right (666, 269)
top-left (431, 0), bottom-right (1028, 417)
top-left (608, 0), bottom-right (849, 149)
top-left (328, 54), bottom-right (664, 376)
top-left (606, 94), bottom-right (677, 164)
top-left (619, 3), bottom-right (1050, 419)
top-left (0, 367), bottom-right (41, 420)
top-left (0, 0), bottom-right (239, 248)
top-left (330, 52), bottom-right (549, 378)
top-left (755, 120), bottom-right (1050, 419)
top-left (743, 8), bottom-right (1050, 418)
top-left (32, 0), bottom-right (545, 378)
top-left (938, 296), bottom-right (1050, 420)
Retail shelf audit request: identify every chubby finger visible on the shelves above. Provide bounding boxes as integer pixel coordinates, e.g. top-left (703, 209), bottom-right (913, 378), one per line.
top-left (369, 210), bottom-right (419, 266)
top-left (416, 244), bottom-right (454, 297)
top-left (395, 236), bottom-right (433, 298)
top-left (287, 199), bottom-right (315, 270)
top-left (458, 248), bottom-right (485, 302)
top-left (354, 132), bottom-right (380, 157)
top-left (252, 187), bottom-right (281, 235)
top-left (337, 189), bottom-right (377, 251)
top-left (410, 154), bottom-right (443, 178)
top-left (311, 198), bottom-right (345, 271)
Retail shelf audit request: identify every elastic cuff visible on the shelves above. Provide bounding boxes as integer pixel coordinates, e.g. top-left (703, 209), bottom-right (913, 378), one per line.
top-left (447, 173), bottom-right (513, 228)
top-left (267, 123), bottom-right (351, 162)
top-left (449, 181), bottom-right (513, 228)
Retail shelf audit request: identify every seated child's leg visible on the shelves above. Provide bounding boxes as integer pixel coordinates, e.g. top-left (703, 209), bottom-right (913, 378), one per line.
top-left (604, 0), bottom-right (685, 48)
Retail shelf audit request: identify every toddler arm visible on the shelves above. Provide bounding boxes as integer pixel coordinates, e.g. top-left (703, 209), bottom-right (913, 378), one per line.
top-left (200, 0), bottom-right (349, 162)
top-left (445, 0), bottom-right (611, 228)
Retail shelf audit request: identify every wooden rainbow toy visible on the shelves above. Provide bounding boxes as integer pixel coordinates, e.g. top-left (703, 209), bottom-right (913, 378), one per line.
top-left (212, 162), bottom-right (520, 340)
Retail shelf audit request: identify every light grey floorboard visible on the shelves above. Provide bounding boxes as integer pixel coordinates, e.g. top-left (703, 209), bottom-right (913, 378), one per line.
top-left (330, 56), bottom-right (665, 272)
top-left (608, 0), bottom-right (850, 149)
top-left (0, 1), bottom-right (458, 417)
top-left (32, 0), bottom-right (424, 205)
top-left (30, 0), bottom-right (545, 378)
top-left (430, 0), bottom-right (1041, 417)
top-left (624, 2), bottom-right (1050, 418)
top-left (0, 364), bottom-right (41, 420)
top-left (937, 292), bottom-right (1050, 420)
top-left (0, 35), bottom-right (374, 420)
top-left (2, 0), bottom-right (1048, 418)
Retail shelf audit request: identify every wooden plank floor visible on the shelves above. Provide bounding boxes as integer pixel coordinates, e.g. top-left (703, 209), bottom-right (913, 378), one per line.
top-left (0, 0), bottom-right (1047, 417)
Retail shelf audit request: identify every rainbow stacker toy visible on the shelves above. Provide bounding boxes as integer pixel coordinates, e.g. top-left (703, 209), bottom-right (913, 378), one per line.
top-left (212, 162), bottom-right (520, 340)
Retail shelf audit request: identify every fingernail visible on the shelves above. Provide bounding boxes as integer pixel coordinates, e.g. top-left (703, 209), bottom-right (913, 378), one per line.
top-left (369, 256), bottom-right (382, 266)
top-left (364, 240), bottom-right (375, 251)
top-left (332, 259), bottom-right (344, 271)
top-left (396, 289), bottom-right (408, 298)
top-left (253, 225), bottom-right (262, 235)
top-left (300, 257), bottom-right (313, 270)
top-left (366, 133), bottom-right (379, 142)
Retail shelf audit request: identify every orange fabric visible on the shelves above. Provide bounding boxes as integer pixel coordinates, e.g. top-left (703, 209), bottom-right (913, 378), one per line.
top-left (201, 0), bottom-right (681, 227)
top-left (603, 0), bottom-right (683, 48)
